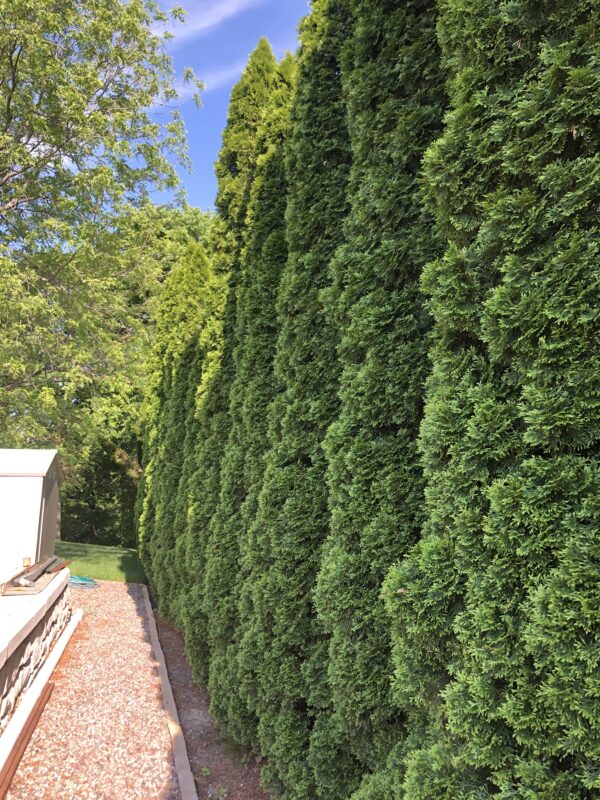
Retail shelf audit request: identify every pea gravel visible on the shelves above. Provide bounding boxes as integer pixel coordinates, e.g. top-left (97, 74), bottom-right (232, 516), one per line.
top-left (7, 581), bottom-right (181, 800)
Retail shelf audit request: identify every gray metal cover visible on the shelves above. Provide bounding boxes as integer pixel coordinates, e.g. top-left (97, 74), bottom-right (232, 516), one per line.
top-left (38, 455), bottom-right (62, 563)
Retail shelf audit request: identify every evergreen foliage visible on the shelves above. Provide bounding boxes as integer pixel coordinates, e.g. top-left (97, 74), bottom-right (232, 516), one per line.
top-left (134, 5), bottom-right (600, 800)
top-left (312, 0), bottom-right (444, 792)
top-left (384, 1), bottom-right (600, 797)
top-left (205, 53), bottom-right (297, 748)
top-left (137, 241), bottom-right (213, 605)
top-left (245, 3), bottom-right (354, 796)
top-left (179, 39), bottom-right (282, 687)
top-left (149, 339), bottom-right (199, 615)
top-left (170, 339), bottom-right (205, 623)
top-left (177, 270), bottom-right (227, 683)
top-left (62, 413), bottom-right (139, 549)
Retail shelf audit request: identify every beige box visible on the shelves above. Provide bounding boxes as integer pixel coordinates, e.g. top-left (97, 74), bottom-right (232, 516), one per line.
top-left (0, 450), bottom-right (62, 586)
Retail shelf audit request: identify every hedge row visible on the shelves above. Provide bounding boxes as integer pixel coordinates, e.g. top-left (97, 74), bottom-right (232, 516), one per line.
top-left (138, 1), bottom-right (599, 798)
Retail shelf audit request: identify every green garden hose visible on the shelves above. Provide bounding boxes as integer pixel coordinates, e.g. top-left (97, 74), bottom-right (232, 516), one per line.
top-left (68, 575), bottom-right (98, 589)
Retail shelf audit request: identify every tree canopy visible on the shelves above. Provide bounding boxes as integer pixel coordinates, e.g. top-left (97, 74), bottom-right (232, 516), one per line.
top-left (0, 0), bottom-right (197, 458)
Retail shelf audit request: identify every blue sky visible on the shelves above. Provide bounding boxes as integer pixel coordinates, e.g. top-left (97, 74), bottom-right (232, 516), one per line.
top-left (154, 0), bottom-right (310, 210)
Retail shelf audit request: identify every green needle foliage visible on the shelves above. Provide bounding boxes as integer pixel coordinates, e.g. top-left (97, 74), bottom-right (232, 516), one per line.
top-left (180, 39), bottom-right (282, 687)
top-left (384, 1), bottom-right (600, 797)
top-left (137, 240), bottom-right (213, 603)
top-left (148, 338), bottom-right (200, 616)
top-left (132, 4), bottom-right (599, 799)
top-left (313, 0), bottom-right (444, 795)
top-left (245, 3), bottom-right (354, 797)
top-left (176, 268), bottom-right (227, 683)
top-left (206, 53), bottom-right (297, 748)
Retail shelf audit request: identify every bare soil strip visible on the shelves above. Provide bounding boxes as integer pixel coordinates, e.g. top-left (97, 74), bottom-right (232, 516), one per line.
top-left (155, 616), bottom-right (269, 800)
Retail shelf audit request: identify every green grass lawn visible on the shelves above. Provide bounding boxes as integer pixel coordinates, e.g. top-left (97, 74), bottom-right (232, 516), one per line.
top-left (55, 540), bottom-right (146, 584)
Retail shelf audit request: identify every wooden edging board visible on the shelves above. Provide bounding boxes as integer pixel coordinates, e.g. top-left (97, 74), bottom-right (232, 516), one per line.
top-left (141, 585), bottom-right (198, 800)
top-left (0, 682), bottom-right (53, 799)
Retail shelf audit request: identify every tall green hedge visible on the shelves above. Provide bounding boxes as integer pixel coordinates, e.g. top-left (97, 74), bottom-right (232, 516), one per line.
top-left (202, 51), bottom-right (296, 747)
top-left (169, 334), bottom-right (206, 627)
top-left (181, 38), bottom-right (281, 688)
top-left (312, 1), bottom-right (444, 795)
top-left (245, 3), bottom-right (354, 797)
top-left (177, 267), bottom-right (226, 684)
top-left (150, 338), bottom-right (199, 614)
top-left (136, 5), bottom-right (599, 800)
top-left (137, 240), bottom-right (212, 602)
top-left (385, 1), bottom-right (600, 797)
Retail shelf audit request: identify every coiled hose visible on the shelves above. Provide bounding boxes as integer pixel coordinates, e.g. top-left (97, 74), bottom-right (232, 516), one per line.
top-left (69, 575), bottom-right (98, 589)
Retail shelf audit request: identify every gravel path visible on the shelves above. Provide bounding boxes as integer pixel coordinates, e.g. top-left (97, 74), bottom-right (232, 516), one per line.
top-left (7, 582), bottom-right (180, 800)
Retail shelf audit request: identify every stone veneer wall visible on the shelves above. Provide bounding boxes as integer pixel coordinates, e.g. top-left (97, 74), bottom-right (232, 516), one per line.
top-left (0, 587), bottom-right (71, 734)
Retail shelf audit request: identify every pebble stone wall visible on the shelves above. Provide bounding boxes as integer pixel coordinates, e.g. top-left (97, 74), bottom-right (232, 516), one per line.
top-left (0, 587), bottom-right (71, 734)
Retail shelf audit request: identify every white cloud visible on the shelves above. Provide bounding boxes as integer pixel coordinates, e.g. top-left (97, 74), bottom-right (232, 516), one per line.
top-left (202, 60), bottom-right (248, 92)
top-left (198, 35), bottom-right (299, 94)
top-left (156, 0), bottom-right (267, 49)
top-left (148, 61), bottom-right (244, 113)
top-left (148, 30), bottom-right (300, 114)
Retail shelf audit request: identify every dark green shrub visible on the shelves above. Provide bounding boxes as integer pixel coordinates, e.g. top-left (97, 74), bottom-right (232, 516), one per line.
top-left (206, 57), bottom-right (294, 744)
top-left (246, 3), bottom-right (354, 797)
top-left (181, 38), bottom-right (281, 687)
top-left (150, 340), bottom-right (198, 614)
top-left (312, 1), bottom-right (444, 794)
top-left (384, 2), bottom-right (600, 797)
top-left (203, 52), bottom-right (296, 748)
top-left (137, 241), bottom-right (212, 607)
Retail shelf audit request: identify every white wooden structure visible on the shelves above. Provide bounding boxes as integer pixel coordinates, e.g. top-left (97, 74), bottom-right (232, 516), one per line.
top-left (0, 449), bottom-right (62, 586)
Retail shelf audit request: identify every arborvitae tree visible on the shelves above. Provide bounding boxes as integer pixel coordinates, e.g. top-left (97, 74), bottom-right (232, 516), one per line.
top-left (384, 2), bottom-right (600, 798)
top-left (134, 207), bottom-right (212, 577)
top-left (177, 382), bottom-right (225, 680)
top-left (178, 266), bottom-right (227, 684)
top-left (178, 39), bottom-right (281, 685)
top-left (234, 57), bottom-right (297, 747)
top-left (137, 241), bottom-right (212, 603)
top-left (150, 340), bottom-right (197, 611)
top-left (203, 53), bottom-right (297, 748)
top-left (245, 3), bottom-right (354, 797)
top-left (144, 232), bottom-right (223, 628)
top-left (312, 1), bottom-right (444, 795)
top-left (169, 338), bottom-right (205, 626)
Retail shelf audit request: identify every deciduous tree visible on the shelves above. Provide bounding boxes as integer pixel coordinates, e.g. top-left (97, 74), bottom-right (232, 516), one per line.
top-left (0, 0), bottom-right (197, 454)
